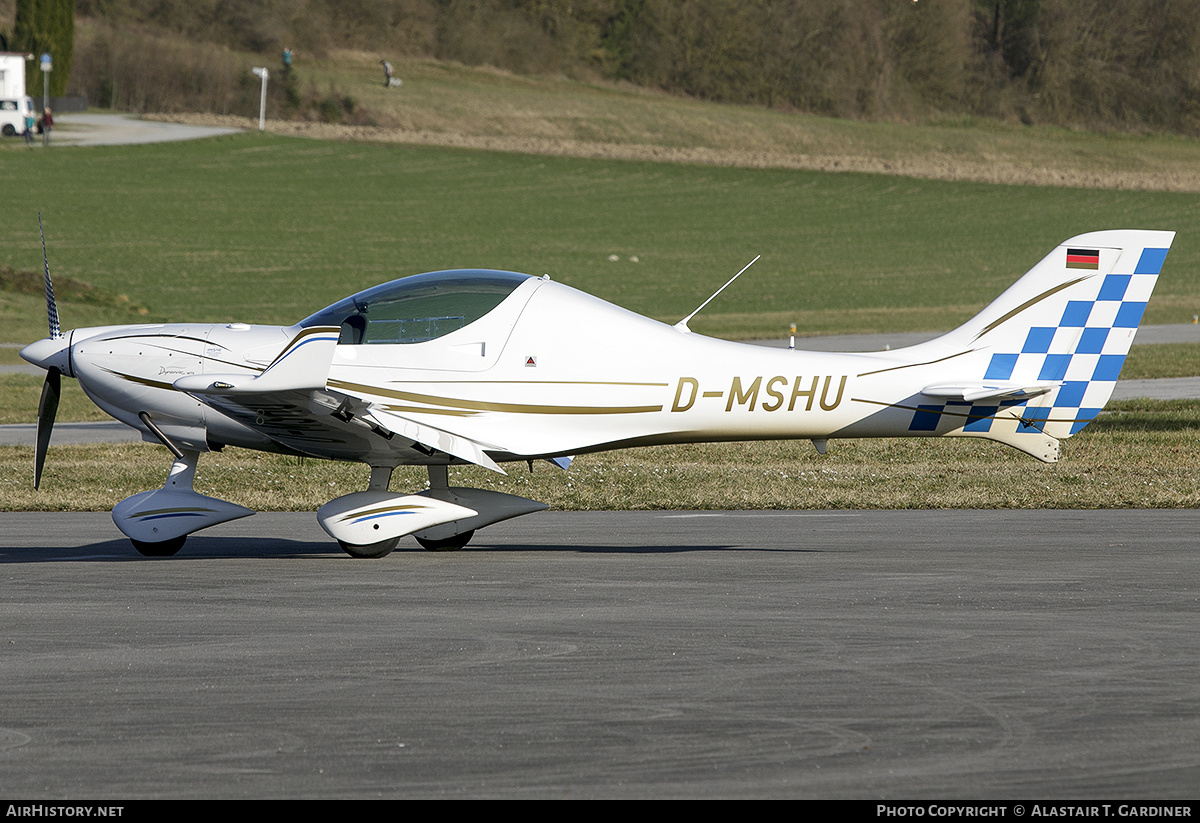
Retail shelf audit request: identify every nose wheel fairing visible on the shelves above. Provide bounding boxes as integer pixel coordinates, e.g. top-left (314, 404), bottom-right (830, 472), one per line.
top-left (111, 450), bottom-right (255, 552)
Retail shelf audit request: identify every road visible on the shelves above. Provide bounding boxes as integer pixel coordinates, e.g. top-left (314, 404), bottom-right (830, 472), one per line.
top-left (49, 112), bottom-right (242, 146)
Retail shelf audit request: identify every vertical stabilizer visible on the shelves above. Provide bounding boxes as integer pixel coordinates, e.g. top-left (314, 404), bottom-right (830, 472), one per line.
top-left (918, 230), bottom-right (1173, 456)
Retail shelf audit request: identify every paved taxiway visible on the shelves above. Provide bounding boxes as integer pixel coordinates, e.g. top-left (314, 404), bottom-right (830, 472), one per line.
top-left (1, 509), bottom-right (1198, 798)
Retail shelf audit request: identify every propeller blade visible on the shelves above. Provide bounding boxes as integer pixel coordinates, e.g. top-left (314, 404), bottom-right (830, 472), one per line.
top-left (38, 213), bottom-right (62, 340)
top-left (34, 367), bottom-right (60, 490)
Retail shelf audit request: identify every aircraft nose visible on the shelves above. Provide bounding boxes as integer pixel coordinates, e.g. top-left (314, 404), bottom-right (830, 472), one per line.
top-left (20, 334), bottom-right (71, 375)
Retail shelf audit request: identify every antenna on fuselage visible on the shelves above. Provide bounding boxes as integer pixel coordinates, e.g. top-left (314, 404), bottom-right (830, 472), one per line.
top-left (674, 254), bottom-right (760, 333)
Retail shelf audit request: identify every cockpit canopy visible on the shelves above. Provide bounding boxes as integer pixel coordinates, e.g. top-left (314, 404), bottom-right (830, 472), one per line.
top-left (299, 269), bottom-right (533, 345)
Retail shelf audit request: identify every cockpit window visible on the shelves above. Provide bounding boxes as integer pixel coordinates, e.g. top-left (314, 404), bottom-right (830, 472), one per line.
top-left (299, 269), bottom-right (532, 344)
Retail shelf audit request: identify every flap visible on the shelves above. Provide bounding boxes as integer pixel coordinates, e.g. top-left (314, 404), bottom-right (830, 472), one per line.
top-left (364, 406), bottom-right (507, 474)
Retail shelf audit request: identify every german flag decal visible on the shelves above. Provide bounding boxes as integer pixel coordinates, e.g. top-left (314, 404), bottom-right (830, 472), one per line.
top-left (1066, 248), bottom-right (1100, 270)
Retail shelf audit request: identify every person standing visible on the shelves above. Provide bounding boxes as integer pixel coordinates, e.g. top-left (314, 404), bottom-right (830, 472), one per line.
top-left (24, 108), bottom-right (35, 146)
top-left (382, 60), bottom-right (394, 88)
top-left (40, 108), bottom-right (52, 146)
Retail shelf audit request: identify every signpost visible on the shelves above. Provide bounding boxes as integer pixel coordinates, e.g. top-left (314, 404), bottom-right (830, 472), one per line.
top-left (39, 52), bottom-right (50, 113)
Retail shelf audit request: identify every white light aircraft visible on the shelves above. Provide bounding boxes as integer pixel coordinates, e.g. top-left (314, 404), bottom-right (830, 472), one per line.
top-left (21, 228), bottom-right (1173, 557)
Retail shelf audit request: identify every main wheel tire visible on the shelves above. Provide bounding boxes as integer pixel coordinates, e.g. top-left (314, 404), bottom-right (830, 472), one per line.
top-left (415, 530), bottom-right (474, 552)
top-left (131, 536), bottom-right (187, 557)
top-left (338, 537), bottom-right (399, 558)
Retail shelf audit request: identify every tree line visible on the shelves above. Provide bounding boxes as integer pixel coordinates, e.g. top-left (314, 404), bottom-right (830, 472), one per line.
top-left (4, 0), bottom-right (74, 97)
top-left (10, 0), bottom-right (1200, 136)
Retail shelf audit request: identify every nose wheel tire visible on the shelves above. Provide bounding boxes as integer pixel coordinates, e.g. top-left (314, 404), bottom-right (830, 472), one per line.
top-left (338, 538), bottom-right (400, 558)
top-left (131, 536), bottom-right (187, 557)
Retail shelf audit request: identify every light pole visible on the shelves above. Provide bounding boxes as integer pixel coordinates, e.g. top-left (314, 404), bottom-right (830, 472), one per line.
top-left (251, 67), bottom-right (268, 131)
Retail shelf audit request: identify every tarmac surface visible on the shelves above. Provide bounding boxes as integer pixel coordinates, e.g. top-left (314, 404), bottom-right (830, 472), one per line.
top-left (1, 508), bottom-right (1198, 798)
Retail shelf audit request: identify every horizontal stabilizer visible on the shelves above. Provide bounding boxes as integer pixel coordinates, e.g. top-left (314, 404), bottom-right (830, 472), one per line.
top-left (921, 382), bottom-right (1058, 403)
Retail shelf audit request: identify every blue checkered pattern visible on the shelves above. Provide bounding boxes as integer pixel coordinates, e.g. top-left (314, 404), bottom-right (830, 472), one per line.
top-left (910, 246), bottom-right (1168, 438)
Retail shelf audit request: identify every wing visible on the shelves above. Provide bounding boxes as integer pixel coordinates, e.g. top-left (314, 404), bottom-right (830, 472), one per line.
top-left (174, 327), bottom-right (508, 471)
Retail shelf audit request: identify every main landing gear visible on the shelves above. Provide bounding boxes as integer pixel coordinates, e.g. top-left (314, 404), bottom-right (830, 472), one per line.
top-left (319, 464), bottom-right (545, 558)
top-left (113, 450), bottom-right (545, 558)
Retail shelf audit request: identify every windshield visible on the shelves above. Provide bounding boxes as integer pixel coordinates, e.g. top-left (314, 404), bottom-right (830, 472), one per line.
top-left (299, 269), bottom-right (532, 344)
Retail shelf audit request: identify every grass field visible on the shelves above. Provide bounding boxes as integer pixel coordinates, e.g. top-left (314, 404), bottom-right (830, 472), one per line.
top-left (2, 132), bottom-right (1200, 351)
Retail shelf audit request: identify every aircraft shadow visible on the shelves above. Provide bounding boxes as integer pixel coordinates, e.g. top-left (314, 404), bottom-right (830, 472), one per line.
top-left (0, 537), bottom-right (337, 563)
top-left (0, 538), bottom-right (822, 562)
top-left (473, 543), bottom-right (823, 555)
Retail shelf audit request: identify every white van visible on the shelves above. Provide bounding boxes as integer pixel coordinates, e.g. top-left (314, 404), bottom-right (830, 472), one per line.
top-left (0, 96), bottom-right (35, 137)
